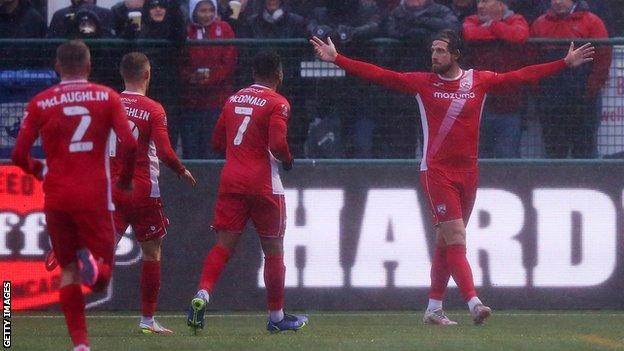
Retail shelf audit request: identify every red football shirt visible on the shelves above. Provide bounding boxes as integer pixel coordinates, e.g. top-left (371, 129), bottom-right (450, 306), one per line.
top-left (212, 84), bottom-right (292, 195)
top-left (334, 55), bottom-right (567, 171)
top-left (11, 80), bottom-right (137, 211)
top-left (110, 91), bottom-right (185, 200)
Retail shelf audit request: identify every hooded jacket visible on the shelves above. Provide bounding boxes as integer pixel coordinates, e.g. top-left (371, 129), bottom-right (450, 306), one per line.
top-left (48, 2), bottom-right (113, 38)
top-left (182, 0), bottom-right (238, 109)
top-left (531, 0), bottom-right (611, 99)
top-left (136, 0), bottom-right (186, 41)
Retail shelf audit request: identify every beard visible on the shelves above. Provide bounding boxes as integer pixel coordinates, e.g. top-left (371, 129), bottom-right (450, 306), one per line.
top-left (431, 61), bottom-right (452, 74)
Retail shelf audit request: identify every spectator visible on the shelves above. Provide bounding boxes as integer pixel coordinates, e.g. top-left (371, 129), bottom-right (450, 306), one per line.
top-left (216, 0), bottom-right (251, 32)
top-left (387, 0), bottom-right (459, 71)
top-left (509, 0), bottom-right (548, 23)
top-left (0, 0), bottom-right (46, 38)
top-left (531, 0), bottom-right (611, 158)
top-left (70, 5), bottom-right (115, 38)
top-left (125, 0), bottom-right (186, 154)
top-left (112, 0), bottom-right (145, 37)
top-left (48, 0), bottom-right (113, 38)
top-left (240, 0), bottom-right (306, 38)
top-left (180, 0), bottom-right (238, 159)
top-left (385, 0), bottom-right (458, 158)
top-left (439, 0), bottom-right (477, 22)
top-left (239, 0), bottom-right (307, 155)
top-left (306, 0), bottom-right (382, 158)
top-left (132, 0), bottom-right (185, 40)
top-left (287, 0), bottom-right (325, 16)
top-left (463, 0), bottom-right (529, 158)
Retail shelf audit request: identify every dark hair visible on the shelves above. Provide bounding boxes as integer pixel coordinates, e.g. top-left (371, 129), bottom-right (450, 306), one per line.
top-left (432, 29), bottom-right (463, 58)
top-left (56, 40), bottom-right (91, 73)
top-left (253, 50), bottom-right (282, 80)
top-left (120, 52), bottom-right (150, 82)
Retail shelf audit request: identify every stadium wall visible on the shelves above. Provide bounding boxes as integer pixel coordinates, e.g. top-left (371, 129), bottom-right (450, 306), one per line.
top-left (2, 160), bottom-right (624, 311)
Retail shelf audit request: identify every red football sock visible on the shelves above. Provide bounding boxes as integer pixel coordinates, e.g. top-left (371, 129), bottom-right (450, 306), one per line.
top-left (429, 246), bottom-right (450, 300)
top-left (141, 260), bottom-right (161, 317)
top-left (446, 245), bottom-right (477, 301)
top-left (264, 255), bottom-right (285, 311)
top-left (59, 284), bottom-right (88, 347)
top-left (198, 244), bottom-right (232, 293)
top-left (91, 261), bottom-right (111, 293)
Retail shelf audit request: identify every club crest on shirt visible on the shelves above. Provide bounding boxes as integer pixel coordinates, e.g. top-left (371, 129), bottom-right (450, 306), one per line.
top-left (460, 80), bottom-right (471, 89)
top-left (280, 104), bottom-right (289, 117)
top-left (436, 204), bottom-right (447, 215)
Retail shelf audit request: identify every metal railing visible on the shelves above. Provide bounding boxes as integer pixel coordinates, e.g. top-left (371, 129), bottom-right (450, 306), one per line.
top-left (1, 38), bottom-right (623, 159)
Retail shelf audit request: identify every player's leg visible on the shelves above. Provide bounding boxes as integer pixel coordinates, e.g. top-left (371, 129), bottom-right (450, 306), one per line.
top-left (188, 230), bottom-right (240, 331)
top-left (75, 210), bottom-right (116, 293)
top-left (188, 193), bottom-right (247, 331)
top-left (253, 194), bottom-right (307, 333)
top-left (45, 210), bottom-right (91, 350)
top-left (423, 231), bottom-right (456, 326)
top-left (457, 170), bottom-right (491, 324)
top-left (131, 199), bottom-right (172, 334)
top-left (420, 170), bottom-right (456, 325)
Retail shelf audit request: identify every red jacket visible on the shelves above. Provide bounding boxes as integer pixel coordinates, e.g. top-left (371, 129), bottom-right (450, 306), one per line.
top-left (182, 20), bottom-right (238, 109)
top-left (463, 12), bottom-right (530, 113)
top-left (531, 4), bottom-right (611, 98)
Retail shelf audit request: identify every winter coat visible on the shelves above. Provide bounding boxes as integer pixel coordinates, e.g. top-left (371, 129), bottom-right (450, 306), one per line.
top-left (240, 8), bottom-right (307, 39)
top-left (48, 3), bottom-right (113, 38)
top-left (531, 0), bottom-right (611, 99)
top-left (307, 1), bottom-right (382, 59)
top-left (387, 2), bottom-right (459, 41)
top-left (182, 0), bottom-right (238, 110)
top-left (0, 0), bottom-right (46, 38)
top-left (386, 2), bottom-right (458, 71)
top-left (463, 11), bottom-right (530, 114)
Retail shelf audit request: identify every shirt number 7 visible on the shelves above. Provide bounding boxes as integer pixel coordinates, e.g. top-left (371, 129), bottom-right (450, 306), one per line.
top-left (233, 107), bottom-right (253, 146)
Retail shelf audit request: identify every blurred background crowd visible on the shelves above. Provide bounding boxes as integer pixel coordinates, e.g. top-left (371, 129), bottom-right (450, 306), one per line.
top-left (1, 0), bottom-right (623, 159)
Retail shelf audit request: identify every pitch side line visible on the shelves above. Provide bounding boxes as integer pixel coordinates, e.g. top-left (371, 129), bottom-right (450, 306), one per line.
top-left (13, 312), bottom-right (624, 319)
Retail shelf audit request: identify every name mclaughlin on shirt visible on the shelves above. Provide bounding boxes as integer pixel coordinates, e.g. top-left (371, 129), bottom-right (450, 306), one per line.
top-left (433, 91), bottom-right (476, 100)
top-left (37, 91), bottom-right (110, 110)
top-left (124, 107), bottom-right (150, 121)
top-left (229, 94), bottom-right (268, 107)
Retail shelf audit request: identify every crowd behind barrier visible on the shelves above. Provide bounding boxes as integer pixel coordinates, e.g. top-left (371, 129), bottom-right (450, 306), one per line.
top-left (1, 0), bottom-right (623, 159)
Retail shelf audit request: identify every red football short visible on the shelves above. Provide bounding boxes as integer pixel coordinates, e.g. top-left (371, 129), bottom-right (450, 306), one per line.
top-left (45, 207), bottom-right (115, 268)
top-left (113, 196), bottom-right (169, 242)
top-left (212, 193), bottom-right (286, 238)
top-left (420, 167), bottom-right (479, 226)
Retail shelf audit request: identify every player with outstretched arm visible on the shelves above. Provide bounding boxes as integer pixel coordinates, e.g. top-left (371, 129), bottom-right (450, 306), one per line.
top-left (310, 29), bottom-right (594, 325)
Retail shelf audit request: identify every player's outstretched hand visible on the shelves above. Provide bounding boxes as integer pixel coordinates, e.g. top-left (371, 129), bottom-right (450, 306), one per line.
top-left (564, 42), bottom-right (595, 68)
top-left (282, 159), bottom-right (293, 172)
top-left (310, 36), bottom-right (338, 63)
top-left (180, 169), bottom-right (197, 187)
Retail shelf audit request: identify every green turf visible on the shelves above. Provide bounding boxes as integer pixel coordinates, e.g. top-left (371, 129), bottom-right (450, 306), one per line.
top-left (11, 311), bottom-right (624, 351)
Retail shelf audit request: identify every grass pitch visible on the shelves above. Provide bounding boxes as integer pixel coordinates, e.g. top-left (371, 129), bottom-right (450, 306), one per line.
top-left (12, 311), bottom-right (624, 350)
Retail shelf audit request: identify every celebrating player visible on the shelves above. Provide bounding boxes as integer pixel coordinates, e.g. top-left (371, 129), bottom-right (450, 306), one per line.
top-left (12, 40), bottom-right (137, 351)
top-left (311, 30), bottom-right (595, 325)
top-left (111, 52), bottom-right (197, 334)
top-left (187, 50), bottom-right (307, 333)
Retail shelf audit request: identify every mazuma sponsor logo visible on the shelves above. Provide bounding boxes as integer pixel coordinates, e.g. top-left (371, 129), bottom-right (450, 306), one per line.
top-left (433, 91), bottom-right (476, 100)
